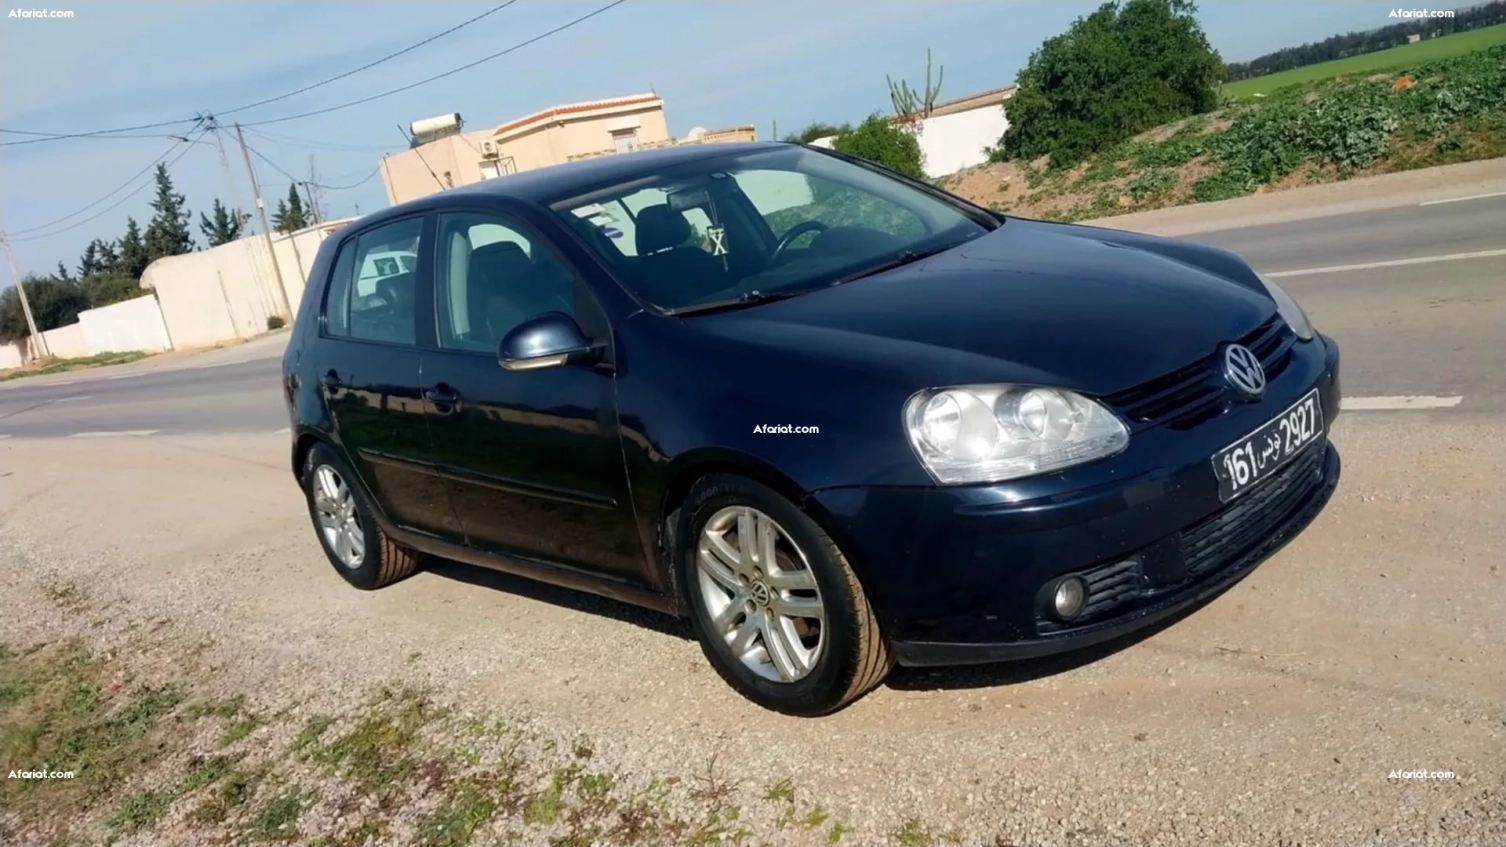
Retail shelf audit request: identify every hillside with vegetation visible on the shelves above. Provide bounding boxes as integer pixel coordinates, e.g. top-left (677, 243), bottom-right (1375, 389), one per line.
top-left (945, 44), bottom-right (1506, 223)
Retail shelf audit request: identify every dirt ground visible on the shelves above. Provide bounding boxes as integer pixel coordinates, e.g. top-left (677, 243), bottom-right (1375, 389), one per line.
top-left (1, 414), bottom-right (1502, 846)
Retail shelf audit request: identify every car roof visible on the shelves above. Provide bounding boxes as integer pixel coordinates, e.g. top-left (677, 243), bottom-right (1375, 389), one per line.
top-left (361, 141), bottom-right (791, 227)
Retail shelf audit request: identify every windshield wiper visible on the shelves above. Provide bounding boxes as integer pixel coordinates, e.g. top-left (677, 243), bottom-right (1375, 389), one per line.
top-left (834, 239), bottom-right (971, 285)
top-left (664, 289), bottom-right (808, 316)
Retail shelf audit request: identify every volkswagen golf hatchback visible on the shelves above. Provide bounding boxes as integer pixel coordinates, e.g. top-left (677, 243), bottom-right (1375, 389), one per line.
top-left (282, 142), bottom-right (1341, 716)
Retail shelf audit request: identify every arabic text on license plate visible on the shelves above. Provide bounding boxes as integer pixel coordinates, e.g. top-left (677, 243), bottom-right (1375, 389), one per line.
top-left (1212, 388), bottom-right (1324, 503)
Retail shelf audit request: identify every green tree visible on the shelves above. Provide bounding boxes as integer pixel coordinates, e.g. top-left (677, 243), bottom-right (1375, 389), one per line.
top-left (831, 113), bottom-right (925, 180)
top-left (199, 198), bottom-right (249, 247)
top-left (0, 275), bottom-right (91, 343)
top-left (271, 184), bottom-right (307, 234)
top-left (80, 272), bottom-right (142, 308)
top-left (115, 217), bottom-right (150, 279)
top-left (77, 238), bottom-right (118, 278)
top-left (998, 0), bottom-right (1223, 168)
top-left (53, 261), bottom-right (72, 282)
top-left (784, 122), bottom-right (853, 144)
top-left (143, 162), bottom-right (195, 262)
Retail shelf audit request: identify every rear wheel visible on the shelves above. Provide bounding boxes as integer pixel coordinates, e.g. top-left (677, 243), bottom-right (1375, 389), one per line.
top-left (303, 442), bottom-right (418, 590)
top-left (675, 475), bottom-right (891, 716)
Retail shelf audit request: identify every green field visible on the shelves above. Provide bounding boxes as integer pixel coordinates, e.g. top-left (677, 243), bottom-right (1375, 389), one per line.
top-left (1223, 23), bottom-right (1506, 99)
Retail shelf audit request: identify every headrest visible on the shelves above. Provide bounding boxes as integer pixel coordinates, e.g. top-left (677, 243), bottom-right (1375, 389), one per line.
top-left (635, 205), bottom-right (691, 255)
top-left (468, 241), bottom-right (533, 282)
top-left (376, 273), bottom-right (414, 310)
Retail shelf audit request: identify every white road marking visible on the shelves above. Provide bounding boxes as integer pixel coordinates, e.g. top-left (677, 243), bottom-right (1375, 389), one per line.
top-left (1265, 249), bottom-right (1506, 278)
top-left (69, 430), bottom-right (159, 438)
top-left (0, 434), bottom-right (11, 440)
top-left (1419, 191), bottom-right (1506, 206)
top-left (56, 395), bottom-right (91, 402)
top-left (1342, 395), bottom-right (1463, 410)
top-left (274, 428), bottom-right (291, 435)
top-left (106, 373), bottom-right (146, 381)
top-left (47, 380), bottom-right (77, 387)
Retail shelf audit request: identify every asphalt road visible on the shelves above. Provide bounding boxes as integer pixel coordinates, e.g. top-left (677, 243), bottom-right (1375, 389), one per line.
top-left (0, 194), bottom-right (1500, 439)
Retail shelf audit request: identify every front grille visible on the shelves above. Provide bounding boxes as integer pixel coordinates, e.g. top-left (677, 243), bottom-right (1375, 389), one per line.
top-left (1181, 444), bottom-right (1324, 576)
top-left (1104, 315), bottom-right (1297, 430)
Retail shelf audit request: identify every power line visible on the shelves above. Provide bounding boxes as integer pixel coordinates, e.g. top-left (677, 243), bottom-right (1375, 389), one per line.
top-left (0, 2), bottom-right (520, 147)
top-left (0, 116), bottom-right (205, 147)
top-left (307, 167), bottom-right (381, 192)
top-left (7, 130), bottom-right (208, 243)
top-left (216, 1), bottom-right (519, 118)
top-left (4, 135), bottom-right (195, 237)
top-left (241, 0), bottom-right (629, 127)
top-left (239, 126), bottom-right (401, 153)
top-left (242, 140), bottom-right (301, 185)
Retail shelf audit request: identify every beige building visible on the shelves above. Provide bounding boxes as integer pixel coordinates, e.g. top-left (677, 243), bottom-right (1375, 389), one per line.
top-left (380, 93), bottom-right (756, 205)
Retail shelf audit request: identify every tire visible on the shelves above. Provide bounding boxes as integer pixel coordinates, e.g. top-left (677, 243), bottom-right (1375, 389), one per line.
top-left (675, 475), bottom-right (892, 716)
top-left (303, 442), bottom-right (418, 590)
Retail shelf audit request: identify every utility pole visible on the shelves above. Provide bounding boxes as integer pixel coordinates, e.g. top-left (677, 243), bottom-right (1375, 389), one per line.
top-left (0, 232), bottom-right (49, 361)
top-left (233, 122), bottom-right (293, 321)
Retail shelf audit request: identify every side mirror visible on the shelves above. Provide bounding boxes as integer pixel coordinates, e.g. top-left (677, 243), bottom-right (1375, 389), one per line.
top-left (498, 312), bottom-right (599, 371)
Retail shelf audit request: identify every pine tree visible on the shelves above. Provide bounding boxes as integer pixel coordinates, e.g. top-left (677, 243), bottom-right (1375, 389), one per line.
top-left (115, 217), bottom-right (150, 280)
top-left (77, 241), bottom-right (101, 279)
top-left (271, 184), bottom-right (307, 233)
top-left (143, 162), bottom-right (195, 262)
top-left (199, 198), bottom-right (249, 247)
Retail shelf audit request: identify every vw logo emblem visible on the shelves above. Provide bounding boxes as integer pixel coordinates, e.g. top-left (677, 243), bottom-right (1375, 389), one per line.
top-left (1222, 344), bottom-right (1266, 400)
top-left (749, 581), bottom-right (773, 607)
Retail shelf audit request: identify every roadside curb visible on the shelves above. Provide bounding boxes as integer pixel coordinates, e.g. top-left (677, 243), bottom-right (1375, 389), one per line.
top-left (1079, 157), bottom-right (1506, 236)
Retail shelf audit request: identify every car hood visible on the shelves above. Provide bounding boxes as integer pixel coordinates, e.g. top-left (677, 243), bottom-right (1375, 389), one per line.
top-left (695, 219), bottom-right (1276, 396)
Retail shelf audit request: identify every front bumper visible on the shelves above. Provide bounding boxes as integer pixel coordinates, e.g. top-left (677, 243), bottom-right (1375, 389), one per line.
top-left (806, 334), bottom-right (1342, 666)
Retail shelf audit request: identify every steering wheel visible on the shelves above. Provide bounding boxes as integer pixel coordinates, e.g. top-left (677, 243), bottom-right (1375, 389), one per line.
top-left (771, 220), bottom-right (829, 264)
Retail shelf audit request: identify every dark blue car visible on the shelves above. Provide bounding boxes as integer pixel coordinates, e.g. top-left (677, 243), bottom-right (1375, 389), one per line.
top-left (282, 142), bottom-right (1341, 715)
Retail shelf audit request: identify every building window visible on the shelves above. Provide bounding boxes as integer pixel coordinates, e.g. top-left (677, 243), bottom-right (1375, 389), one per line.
top-left (479, 160), bottom-right (501, 180)
top-left (611, 128), bottom-right (638, 154)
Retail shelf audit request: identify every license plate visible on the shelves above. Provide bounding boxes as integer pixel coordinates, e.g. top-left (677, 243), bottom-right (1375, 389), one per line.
top-left (1212, 388), bottom-right (1324, 502)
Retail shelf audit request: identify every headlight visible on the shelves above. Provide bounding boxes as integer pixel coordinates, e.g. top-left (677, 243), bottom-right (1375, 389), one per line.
top-left (1258, 273), bottom-right (1314, 341)
top-left (903, 385), bottom-right (1129, 485)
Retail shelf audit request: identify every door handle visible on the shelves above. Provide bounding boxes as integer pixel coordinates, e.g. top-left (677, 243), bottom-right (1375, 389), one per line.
top-left (424, 384), bottom-right (460, 415)
top-left (319, 370), bottom-right (343, 390)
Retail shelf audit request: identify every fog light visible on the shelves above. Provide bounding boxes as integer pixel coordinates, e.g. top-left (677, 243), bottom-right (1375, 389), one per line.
top-left (1052, 576), bottom-right (1087, 620)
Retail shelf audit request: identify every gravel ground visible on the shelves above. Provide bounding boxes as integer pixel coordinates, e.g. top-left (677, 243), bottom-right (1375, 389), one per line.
top-left (0, 414), bottom-right (1502, 846)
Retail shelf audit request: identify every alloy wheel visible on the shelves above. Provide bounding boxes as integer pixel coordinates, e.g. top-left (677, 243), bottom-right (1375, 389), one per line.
top-left (312, 465), bottom-right (365, 569)
top-left (695, 505), bottom-right (826, 682)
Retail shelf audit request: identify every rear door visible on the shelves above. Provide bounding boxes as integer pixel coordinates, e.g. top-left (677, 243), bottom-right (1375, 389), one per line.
top-left (420, 208), bottom-right (646, 581)
top-left (314, 215), bottom-right (462, 541)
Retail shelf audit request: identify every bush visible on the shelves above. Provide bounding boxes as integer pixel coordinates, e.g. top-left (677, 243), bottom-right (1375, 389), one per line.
top-left (0, 276), bottom-right (91, 343)
top-left (266, 315), bottom-right (286, 331)
top-left (831, 114), bottom-right (925, 180)
top-left (998, 0), bottom-right (1224, 169)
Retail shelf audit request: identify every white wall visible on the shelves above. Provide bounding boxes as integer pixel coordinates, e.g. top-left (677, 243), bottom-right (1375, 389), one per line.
top-left (0, 322), bottom-right (90, 369)
top-left (914, 106), bottom-right (1010, 178)
top-left (79, 294), bottom-right (173, 354)
top-left (141, 219), bottom-right (351, 349)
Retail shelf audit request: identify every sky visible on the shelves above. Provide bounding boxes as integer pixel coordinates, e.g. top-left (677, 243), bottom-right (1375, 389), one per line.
top-left (0, 0), bottom-right (1404, 280)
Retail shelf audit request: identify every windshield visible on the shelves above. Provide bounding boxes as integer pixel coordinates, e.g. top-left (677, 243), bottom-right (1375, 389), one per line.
top-left (548, 146), bottom-right (993, 312)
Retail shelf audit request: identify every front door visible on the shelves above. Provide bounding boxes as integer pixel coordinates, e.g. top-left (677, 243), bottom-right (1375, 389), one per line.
top-left (315, 215), bottom-right (461, 541)
top-left (421, 210), bottom-right (647, 582)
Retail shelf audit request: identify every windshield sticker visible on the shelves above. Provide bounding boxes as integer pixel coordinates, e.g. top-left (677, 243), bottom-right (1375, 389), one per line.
top-left (706, 225), bottom-right (729, 256)
top-left (570, 203), bottom-right (606, 218)
top-left (601, 226), bottom-right (623, 239)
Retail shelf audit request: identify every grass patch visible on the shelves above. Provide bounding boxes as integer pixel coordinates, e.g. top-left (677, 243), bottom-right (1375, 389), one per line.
top-left (301, 687), bottom-right (434, 797)
top-left (0, 350), bottom-right (150, 382)
top-left (1223, 24), bottom-right (1506, 99)
top-left (245, 789), bottom-right (304, 842)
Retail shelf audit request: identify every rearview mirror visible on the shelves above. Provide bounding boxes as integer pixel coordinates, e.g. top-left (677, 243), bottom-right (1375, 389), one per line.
top-left (498, 312), bottom-right (599, 371)
top-left (667, 187), bottom-right (710, 212)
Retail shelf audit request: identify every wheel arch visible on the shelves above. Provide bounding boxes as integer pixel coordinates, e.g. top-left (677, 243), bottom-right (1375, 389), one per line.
top-left (654, 448), bottom-right (855, 611)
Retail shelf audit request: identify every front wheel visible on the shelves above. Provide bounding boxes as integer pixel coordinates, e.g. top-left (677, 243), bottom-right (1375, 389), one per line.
top-left (675, 475), bottom-right (892, 716)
